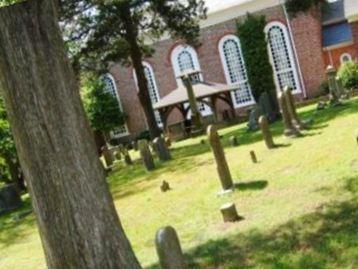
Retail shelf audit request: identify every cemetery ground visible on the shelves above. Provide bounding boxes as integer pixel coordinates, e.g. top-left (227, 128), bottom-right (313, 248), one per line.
top-left (1, 98), bottom-right (357, 269)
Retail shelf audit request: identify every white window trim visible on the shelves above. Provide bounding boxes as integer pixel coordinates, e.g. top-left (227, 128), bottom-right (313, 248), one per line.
top-left (340, 53), bottom-right (352, 64)
top-left (218, 34), bottom-right (255, 108)
top-left (170, 44), bottom-right (212, 117)
top-left (133, 62), bottom-right (163, 128)
top-left (171, 44), bottom-right (203, 86)
top-left (264, 21), bottom-right (301, 95)
top-left (103, 74), bottom-right (129, 138)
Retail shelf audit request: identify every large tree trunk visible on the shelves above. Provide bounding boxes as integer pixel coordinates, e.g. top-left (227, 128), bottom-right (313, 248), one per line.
top-left (119, 3), bottom-right (161, 140)
top-left (0, 1), bottom-right (142, 269)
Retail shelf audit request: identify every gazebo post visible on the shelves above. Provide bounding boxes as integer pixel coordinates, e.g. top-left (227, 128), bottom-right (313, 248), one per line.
top-left (209, 96), bottom-right (218, 123)
top-left (225, 92), bottom-right (236, 118)
top-left (181, 75), bottom-right (203, 133)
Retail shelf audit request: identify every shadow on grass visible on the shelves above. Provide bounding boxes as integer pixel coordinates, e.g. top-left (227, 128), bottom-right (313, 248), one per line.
top-left (108, 99), bottom-right (358, 198)
top-left (0, 196), bottom-right (36, 247)
top-left (173, 99), bottom-right (358, 160)
top-left (235, 180), bottom-right (268, 191)
top-left (147, 175), bottom-right (358, 269)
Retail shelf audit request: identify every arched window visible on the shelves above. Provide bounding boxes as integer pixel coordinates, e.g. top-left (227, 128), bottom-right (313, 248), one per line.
top-left (340, 53), bottom-right (352, 64)
top-left (171, 44), bottom-right (211, 116)
top-left (265, 22), bottom-right (301, 94)
top-left (219, 35), bottom-right (255, 108)
top-left (133, 62), bottom-right (162, 127)
top-left (102, 74), bottom-right (129, 137)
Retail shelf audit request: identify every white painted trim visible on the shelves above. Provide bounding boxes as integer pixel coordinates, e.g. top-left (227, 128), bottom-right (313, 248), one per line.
top-left (202, 0), bottom-right (281, 29)
top-left (340, 53), bottom-right (352, 64)
top-left (170, 44), bottom-right (212, 116)
top-left (323, 41), bottom-right (354, 51)
top-left (218, 34), bottom-right (255, 108)
top-left (264, 21), bottom-right (301, 95)
top-left (103, 74), bottom-right (129, 138)
top-left (281, 2), bottom-right (307, 98)
top-left (132, 62), bottom-right (163, 128)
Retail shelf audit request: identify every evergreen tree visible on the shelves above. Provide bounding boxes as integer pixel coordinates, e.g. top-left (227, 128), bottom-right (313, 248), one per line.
top-left (60, 0), bottom-right (207, 139)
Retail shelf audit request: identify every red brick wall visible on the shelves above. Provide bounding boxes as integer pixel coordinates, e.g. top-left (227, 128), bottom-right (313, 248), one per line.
top-left (111, 5), bottom-right (329, 140)
top-left (289, 8), bottom-right (326, 98)
top-left (323, 44), bottom-right (357, 70)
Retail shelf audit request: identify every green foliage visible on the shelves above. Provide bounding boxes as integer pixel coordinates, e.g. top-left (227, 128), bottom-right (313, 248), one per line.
top-left (338, 61), bottom-right (358, 90)
top-left (0, 0), bottom-right (23, 7)
top-left (61, 0), bottom-right (207, 73)
top-left (0, 97), bottom-right (17, 184)
top-left (82, 76), bottom-right (126, 133)
top-left (285, 0), bottom-right (324, 16)
top-left (237, 14), bottom-right (276, 103)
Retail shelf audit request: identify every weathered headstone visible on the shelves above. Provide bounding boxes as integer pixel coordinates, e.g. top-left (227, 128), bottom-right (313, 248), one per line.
top-left (138, 140), bottom-right (155, 171)
top-left (283, 86), bottom-right (306, 130)
top-left (118, 145), bottom-right (132, 165)
top-left (278, 92), bottom-right (300, 137)
top-left (160, 181), bottom-right (171, 192)
top-left (220, 203), bottom-right (241, 222)
top-left (258, 115), bottom-right (275, 149)
top-left (250, 150), bottom-right (258, 164)
top-left (326, 66), bottom-right (341, 106)
top-left (132, 140), bottom-right (138, 151)
top-left (247, 107), bottom-right (259, 131)
top-left (114, 150), bottom-right (122, 161)
top-left (0, 184), bottom-right (22, 215)
top-left (258, 91), bottom-right (275, 122)
top-left (207, 125), bottom-right (234, 192)
top-left (153, 137), bottom-right (172, 161)
top-left (229, 136), bottom-right (238, 147)
top-left (155, 226), bottom-right (187, 269)
top-left (101, 145), bottom-right (114, 168)
top-left (165, 137), bottom-right (172, 148)
top-left (317, 101), bottom-right (327, 111)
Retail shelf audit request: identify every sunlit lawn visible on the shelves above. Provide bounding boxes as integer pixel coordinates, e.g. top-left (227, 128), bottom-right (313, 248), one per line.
top-left (1, 98), bottom-right (357, 269)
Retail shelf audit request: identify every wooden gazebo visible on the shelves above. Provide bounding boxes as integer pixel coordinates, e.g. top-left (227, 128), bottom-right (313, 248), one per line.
top-left (153, 80), bottom-right (239, 130)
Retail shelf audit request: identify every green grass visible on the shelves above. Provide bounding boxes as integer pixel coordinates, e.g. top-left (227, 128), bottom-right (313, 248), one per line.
top-left (1, 98), bottom-right (357, 269)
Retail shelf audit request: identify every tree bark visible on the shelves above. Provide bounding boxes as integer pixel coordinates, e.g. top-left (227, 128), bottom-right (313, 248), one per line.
top-left (0, 1), bottom-right (142, 269)
top-left (119, 3), bottom-right (161, 139)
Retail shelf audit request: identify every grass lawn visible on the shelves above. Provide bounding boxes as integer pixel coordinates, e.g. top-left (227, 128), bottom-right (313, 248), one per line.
top-left (1, 98), bottom-right (357, 269)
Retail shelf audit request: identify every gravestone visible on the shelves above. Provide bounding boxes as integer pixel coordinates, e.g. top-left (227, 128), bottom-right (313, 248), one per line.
top-left (118, 145), bottom-right (133, 165)
top-left (326, 66), bottom-right (341, 106)
top-left (283, 86), bottom-right (306, 130)
top-left (207, 125), bottom-right (234, 192)
top-left (101, 145), bottom-right (114, 168)
top-left (114, 150), bottom-right (122, 161)
top-left (247, 107), bottom-right (259, 131)
top-left (155, 226), bottom-right (187, 269)
top-left (0, 184), bottom-right (22, 215)
top-left (160, 181), bottom-right (171, 192)
top-left (138, 140), bottom-right (155, 171)
top-left (258, 115), bottom-right (275, 149)
top-left (165, 137), bottom-right (172, 148)
top-left (220, 203), bottom-right (241, 222)
top-left (250, 151), bottom-right (258, 164)
top-left (278, 92), bottom-right (300, 137)
top-left (153, 137), bottom-right (172, 162)
top-left (132, 141), bottom-right (138, 151)
top-left (258, 91), bottom-right (276, 122)
top-left (229, 136), bottom-right (238, 147)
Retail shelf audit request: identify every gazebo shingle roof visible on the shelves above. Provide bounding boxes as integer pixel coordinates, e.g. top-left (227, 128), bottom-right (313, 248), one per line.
top-left (153, 81), bottom-right (237, 110)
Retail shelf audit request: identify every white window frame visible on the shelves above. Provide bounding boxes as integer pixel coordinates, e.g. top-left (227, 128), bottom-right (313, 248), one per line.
top-left (170, 44), bottom-right (212, 117)
top-left (102, 74), bottom-right (129, 138)
top-left (340, 53), bottom-right (352, 64)
top-left (265, 21), bottom-right (301, 95)
top-left (133, 62), bottom-right (163, 128)
top-left (218, 34), bottom-right (255, 108)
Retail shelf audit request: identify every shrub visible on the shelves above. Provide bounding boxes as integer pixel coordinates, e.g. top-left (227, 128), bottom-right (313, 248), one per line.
top-left (285, 0), bottom-right (324, 16)
top-left (338, 61), bottom-right (358, 90)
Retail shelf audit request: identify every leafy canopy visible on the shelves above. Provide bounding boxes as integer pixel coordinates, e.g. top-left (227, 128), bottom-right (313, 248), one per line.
top-left (237, 14), bottom-right (276, 102)
top-left (82, 76), bottom-right (127, 133)
top-left (338, 61), bottom-right (358, 90)
top-left (60, 0), bottom-right (207, 73)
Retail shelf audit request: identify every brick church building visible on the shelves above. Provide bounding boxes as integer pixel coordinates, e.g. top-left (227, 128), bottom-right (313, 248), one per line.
top-left (102, 0), bottom-right (358, 142)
